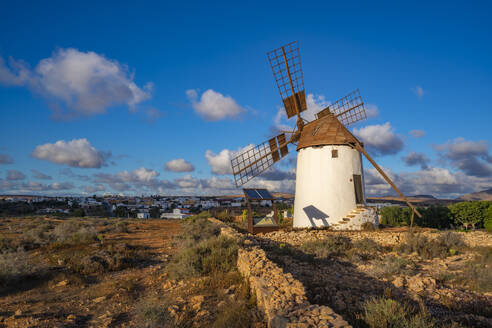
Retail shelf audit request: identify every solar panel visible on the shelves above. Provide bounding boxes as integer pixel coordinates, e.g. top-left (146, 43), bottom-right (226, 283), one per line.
top-left (243, 188), bottom-right (274, 200)
top-left (257, 189), bottom-right (273, 199)
top-left (244, 189), bottom-right (261, 199)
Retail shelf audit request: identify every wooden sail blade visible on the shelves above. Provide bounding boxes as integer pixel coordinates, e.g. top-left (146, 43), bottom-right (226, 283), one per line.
top-left (231, 134), bottom-right (290, 187)
top-left (354, 142), bottom-right (422, 219)
top-left (317, 89), bottom-right (367, 126)
top-left (267, 41), bottom-right (307, 119)
top-left (331, 119), bottom-right (422, 219)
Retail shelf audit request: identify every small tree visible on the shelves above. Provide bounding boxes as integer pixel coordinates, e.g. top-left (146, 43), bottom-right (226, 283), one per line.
top-left (484, 205), bottom-right (492, 233)
top-left (448, 202), bottom-right (486, 230)
top-left (114, 206), bottom-right (127, 218)
top-left (149, 207), bottom-right (160, 219)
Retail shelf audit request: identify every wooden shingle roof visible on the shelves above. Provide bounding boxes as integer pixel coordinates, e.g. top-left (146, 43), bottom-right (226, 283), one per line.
top-left (297, 113), bottom-right (360, 151)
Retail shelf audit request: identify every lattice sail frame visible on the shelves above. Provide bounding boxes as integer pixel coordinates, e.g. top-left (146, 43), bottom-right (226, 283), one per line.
top-left (316, 89), bottom-right (366, 126)
top-left (267, 41), bottom-right (307, 119)
top-left (231, 134), bottom-right (289, 187)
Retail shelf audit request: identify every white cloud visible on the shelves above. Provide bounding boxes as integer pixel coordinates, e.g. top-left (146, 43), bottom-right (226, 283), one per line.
top-left (84, 184), bottom-right (106, 193)
top-left (0, 153), bottom-right (13, 164)
top-left (117, 167), bottom-right (159, 183)
top-left (32, 138), bottom-right (110, 168)
top-left (205, 145), bottom-right (253, 175)
top-left (7, 170), bottom-right (25, 180)
top-left (31, 169), bottom-right (52, 180)
top-left (353, 122), bottom-right (404, 156)
top-left (186, 89), bottom-right (246, 121)
top-left (0, 49), bottom-right (152, 118)
top-left (271, 93), bottom-right (329, 134)
top-left (145, 107), bottom-right (164, 123)
top-left (0, 179), bottom-right (74, 193)
top-left (165, 159), bottom-right (195, 172)
top-left (434, 137), bottom-right (492, 177)
top-left (365, 104), bottom-right (379, 118)
top-left (409, 129), bottom-right (425, 138)
top-left (402, 152), bottom-right (430, 169)
top-left (412, 86), bottom-right (425, 99)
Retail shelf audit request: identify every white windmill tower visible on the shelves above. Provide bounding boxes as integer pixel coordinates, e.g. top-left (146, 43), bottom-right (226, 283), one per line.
top-left (231, 41), bottom-right (421, 230)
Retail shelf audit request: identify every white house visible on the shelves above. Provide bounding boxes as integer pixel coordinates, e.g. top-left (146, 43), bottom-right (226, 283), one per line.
top-left (137, 212), bottom-right (150, 219)
top-left (200, 200), bottom-right (219, 209)
top-left (160, 208), bottom-right (191, 220)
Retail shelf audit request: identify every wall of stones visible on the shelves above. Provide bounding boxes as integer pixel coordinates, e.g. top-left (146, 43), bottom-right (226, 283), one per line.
top-left (208, 218), bottom-right (351, 328)
top-left (257, 229), bottom-right (492, 248)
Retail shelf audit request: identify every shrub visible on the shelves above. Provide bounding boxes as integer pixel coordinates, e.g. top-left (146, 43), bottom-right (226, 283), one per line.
top-left (300, 235), bottom-right (352, 258)
top-left (179, 217), bottom-right (220, 246)
top-left (448, 201), bottom-right (492, 229)
top-left (51, 220), bottom-right (98, 243)
top-left (363, 297), bottom-right (435, 328)
top-left (373, 255), bottom-right (415, 278)
top-left (114, 221), bottom-right (129, 233)
top-left (397, 232), bottom-right (464, 259)
top-left (416, 206), bottom-right (452, 229)
top-left (0, 250), bottom-right (38, 287)
top-left (136, 297), bottom-right (172, 328)
top-left (484, 206), bottom-right (492, 233)
top-left (211, 300), bottom-right (252, 328)
top-left (168, 236), bottom-right (238, 279)
top-left (457, 247), bottom-right (492, 293)
top-left (216, 210), bottom-right (234, 223)
top-left (380, 207), bottom-right (412, 226)
top-left (361, 221), bottom-right (376, 231)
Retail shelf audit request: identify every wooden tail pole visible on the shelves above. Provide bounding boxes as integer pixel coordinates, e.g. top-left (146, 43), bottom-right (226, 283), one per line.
top-left (354, 143), bottom-right (422, 219)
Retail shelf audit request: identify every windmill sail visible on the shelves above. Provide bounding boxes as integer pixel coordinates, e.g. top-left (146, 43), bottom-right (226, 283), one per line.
top-left (231, 133), bottom-right (289, 187)
top-left (316, 89), bottom-right (366, 126)
top-left (267, 41), bottom-right (307, 119)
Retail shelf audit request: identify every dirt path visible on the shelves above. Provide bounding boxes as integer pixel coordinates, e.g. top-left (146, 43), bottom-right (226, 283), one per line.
top-left (0, 219), bottom-right (182, 328)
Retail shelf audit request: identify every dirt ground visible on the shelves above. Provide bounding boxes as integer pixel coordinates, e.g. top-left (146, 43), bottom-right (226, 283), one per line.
top-left (0, 218), bottom-right (181, 327)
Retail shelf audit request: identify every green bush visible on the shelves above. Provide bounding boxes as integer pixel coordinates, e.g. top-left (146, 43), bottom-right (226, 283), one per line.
top-left (168, 236), bottom-right (238, 279)
top-left (380, 207), bottom-right (412, 226)
top-left (397, 232), bottom-right (464, 259)
top-left (448, 201), bottom-right (492, 229)
top-left (300, 235), bottom-right (352, 258)
top-left (416, 206), bottom-right (452, 229)
top-left (484, 205), bottom-right (492, 233)
top-left (363, 297), bottom-right (435, 328)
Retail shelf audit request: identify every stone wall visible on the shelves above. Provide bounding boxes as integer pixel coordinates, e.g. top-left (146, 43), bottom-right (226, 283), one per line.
top-left (208, 218), bottom-right (351, 328)
top-left (257, 229), bottom-right (492, 248)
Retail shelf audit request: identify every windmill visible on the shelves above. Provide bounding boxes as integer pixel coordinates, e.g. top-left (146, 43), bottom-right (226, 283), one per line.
top-left (230, 41), bottom-right (421, 229)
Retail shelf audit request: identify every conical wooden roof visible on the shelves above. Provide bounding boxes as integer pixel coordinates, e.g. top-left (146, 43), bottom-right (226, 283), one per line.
top-left (297, 113), bottom-right (360, 151)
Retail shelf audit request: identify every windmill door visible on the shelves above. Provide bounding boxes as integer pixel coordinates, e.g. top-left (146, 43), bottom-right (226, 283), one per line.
top-left (353, 174), bottom-right (364, 205)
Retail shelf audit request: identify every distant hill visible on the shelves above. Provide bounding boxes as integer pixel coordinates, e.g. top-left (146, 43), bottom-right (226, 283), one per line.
top-left (457, 188), bottom-right (492, 201)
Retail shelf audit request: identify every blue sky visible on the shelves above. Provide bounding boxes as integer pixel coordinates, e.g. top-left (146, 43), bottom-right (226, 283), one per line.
top-left (0, 1), bottom-right (491, 198)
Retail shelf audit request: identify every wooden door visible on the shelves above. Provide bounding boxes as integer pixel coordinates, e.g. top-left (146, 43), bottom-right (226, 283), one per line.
top-left (353, 174), bottom-right (364, 204)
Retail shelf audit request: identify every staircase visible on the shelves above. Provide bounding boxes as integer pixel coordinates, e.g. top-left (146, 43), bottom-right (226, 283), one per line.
top-left (330, 206), bottom-right (378, 230)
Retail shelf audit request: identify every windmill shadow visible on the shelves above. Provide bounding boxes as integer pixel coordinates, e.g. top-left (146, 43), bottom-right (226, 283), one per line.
top-left (303, 205), bottom-right (329, 227)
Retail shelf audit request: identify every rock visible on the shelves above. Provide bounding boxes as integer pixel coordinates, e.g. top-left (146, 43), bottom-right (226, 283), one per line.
top-left (56, 280), bottom-right (69, 287)
top-left (14, 309), bottom-right (22, 317)
top-left (191, 295), bottom-right (205, 310)
top-left (392, 276), bottom-right (405, 288)
top-left (67, 314), bottom-right (76, 321)
top-left (93, 296), bottom-right (106, 303)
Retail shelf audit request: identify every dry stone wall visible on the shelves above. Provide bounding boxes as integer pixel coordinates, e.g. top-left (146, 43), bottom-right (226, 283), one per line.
top-left (257, 229), bottom-right (492, 248)
top-left (208, 218), bottom-right (351, 328)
